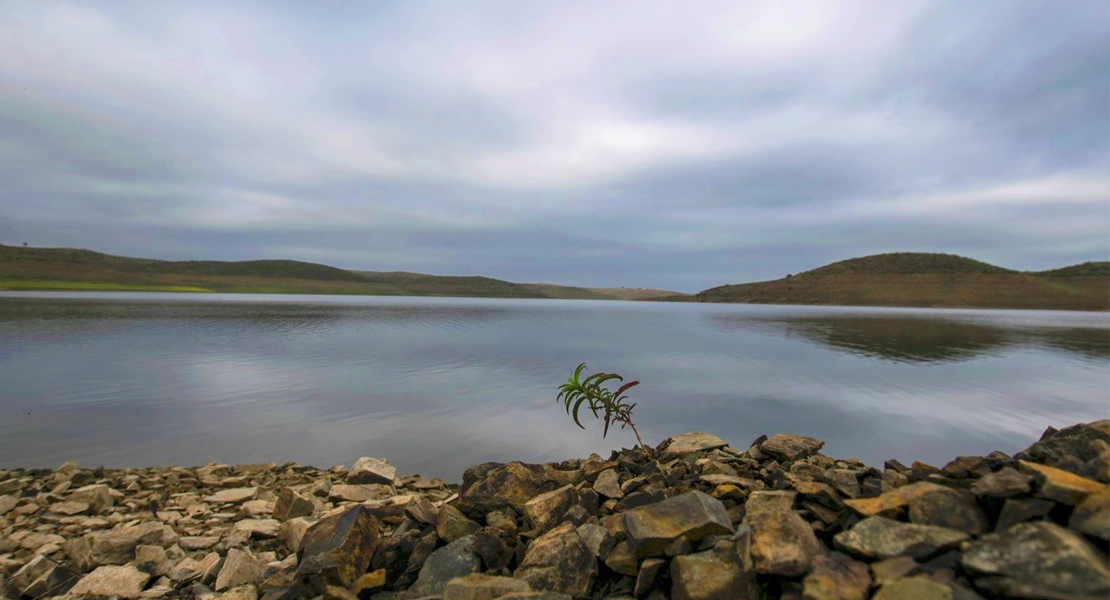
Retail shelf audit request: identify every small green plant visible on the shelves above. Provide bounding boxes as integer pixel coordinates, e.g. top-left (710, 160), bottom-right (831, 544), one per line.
top-left (557, 363), bottom-right (652, 458)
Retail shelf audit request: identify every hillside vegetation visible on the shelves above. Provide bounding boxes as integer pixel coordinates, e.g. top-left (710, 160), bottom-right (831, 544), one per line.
top-left (682, 252), bottom-right (1109, 311)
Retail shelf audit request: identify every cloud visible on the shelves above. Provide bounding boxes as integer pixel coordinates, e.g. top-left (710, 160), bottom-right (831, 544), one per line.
top-left (0, 0), bottom-right (1106, 290)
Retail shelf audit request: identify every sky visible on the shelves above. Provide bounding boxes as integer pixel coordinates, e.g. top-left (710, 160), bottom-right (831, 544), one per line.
top-left (1, 0), bottom-right (1107, 292)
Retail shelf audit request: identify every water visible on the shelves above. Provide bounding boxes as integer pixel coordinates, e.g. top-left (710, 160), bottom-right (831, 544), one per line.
top-left (1, 292), bottom-right (1107, 479)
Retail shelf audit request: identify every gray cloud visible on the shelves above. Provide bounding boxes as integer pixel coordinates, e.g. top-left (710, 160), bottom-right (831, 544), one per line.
top-left (0, 0), bottom-right (1106, 291)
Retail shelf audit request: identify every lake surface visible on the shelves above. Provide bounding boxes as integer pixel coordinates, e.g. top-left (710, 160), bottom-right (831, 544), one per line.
top-left (1, 292), bottom-right (1107, 479)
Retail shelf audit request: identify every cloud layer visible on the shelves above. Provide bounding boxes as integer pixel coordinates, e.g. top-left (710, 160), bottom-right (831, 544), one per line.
top-left (2, 0), bottom-right (1107, 291)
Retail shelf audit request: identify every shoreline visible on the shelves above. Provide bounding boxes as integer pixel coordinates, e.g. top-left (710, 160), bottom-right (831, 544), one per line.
top-left (1, 422), bottom-right (1107, 599)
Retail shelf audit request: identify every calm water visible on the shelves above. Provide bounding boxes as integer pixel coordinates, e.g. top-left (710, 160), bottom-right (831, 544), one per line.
top-left (1, 292), bottom-right (1107, 479)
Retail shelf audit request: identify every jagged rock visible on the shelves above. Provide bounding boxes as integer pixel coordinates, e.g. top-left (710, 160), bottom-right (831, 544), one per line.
top-left (181, 536), bottom-right (221, 550)
top-left (0, 494), bottom-right (18, 515)
top-left (671, 534), bottom-right (757, 600)
top-left (170, 552), bottom-right (220, 583)
top-left (458, 462), bottom-right (571, 516)
top-left (961, 521), bottom-right (1110, 599)
top-left (218, 585), bottom-right (260, 600)
top-left (203, 487), bottom-right (259, 504)
top-left (905, 485), bottom-right (987, 535)
top-left (575, 523), bottom-right (614, 558)
top-left (348, 457), bottom-right (397, 485)
top-left (233, 518), bottom-right (281, 538)
top-left (802, 554), bottom-right (870, 600)
top-left (69, 483), bottom-right (115, 513)
top-left (438, 503), bottom-right (481, 542)
top-left (871, 576), bottom-right (955, 600)
top-left (442, 573), bottom-right (532, 600)
top-left (70, 565), bottom-right (151, 599)
top-left (1016, 420), bottom-right (1110, 481)
top-left (604, 540), bottom-right (638, 576)
top-left (50, 500), bottom-right (91, 515)
top-left (411, 535), bottom-right (481, 596)
top-left (1070, 486), bottom-right (1109, 541)
top-left (135, 544), bottom-right (171, 577)
top-left (273, 488), bottom-right (315, 521)
top-left (216, 548), bottom-right (267, 591)
top-left (328, 483), bottom-right (392, 503)
top-left (761, 434), bottom-right (825, 462)
top-left (296, 505), bottom-right (380, 588)
top-left (279, 517), bottom-right (314, 552)
top-left (995, 498), bottom-right (1055, 530)
top-left (524, 485), bottom-right (580, 533)
top-left (1019, 460), bottom-right (1104, 505)
top-left (869, 555), bottom-right (919, 586)
top-left (833, 517), bottom-right (968, 560)
top-left (473, 529), bottom-right (514, 572)
top-left (657, 432), bottom-right (729, 461)
top-left (634, 558), bottom-right (666, 597)
top-left (623, 491), bottom-right (733, 557)
top-left (63, 521), bottom-right (165, 571)
top-left (593, 469), bottom-right (623, 499)
top-left (744, 491), bottom-right (821, 577)
top-left (971, 467), bottom-right (1033, 498)
top-left (10, 555), bottom-right (77, 597)
top-left (514, 522), bottom-right (597, 597)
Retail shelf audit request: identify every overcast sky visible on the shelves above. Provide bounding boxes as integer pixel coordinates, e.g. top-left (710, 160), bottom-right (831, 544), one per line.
top-left (1, 1), bottom-right (1107, 291)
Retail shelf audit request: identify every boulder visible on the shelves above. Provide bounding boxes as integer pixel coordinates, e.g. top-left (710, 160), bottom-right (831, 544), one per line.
top-left (514, 522), bottom-right (597, 597)
top-left (348, 457), bottom-right (397, 485)
top-left (296, 505), bottom-right (380, 589)
top-left (1069, 486), bottom-right (1109, 541)
top-left (1019, 460), bottom-right (1104, 505)
top-left (623, 491), bottom-right (733, 557)
top-left (761, 434), bottom-right (825, 462)
top-left (744, 492), bottom-right (822, 577)
top-left (438, 504), bottom-right (481, 542)
top-left (524, 485), bottom-right (580, 533)
top-left (658, 432), bottom-right (729, 461)
top-left (69, 565), bottom-right (151, 599)
top-left (1016, 420), bottom-right (1110, 481)
top-left (833, 517), bottom-right (968, 560)
top-left (905, 485), bottom-right (987, 535)
top-left (802, 554), bottom-right (870, 600)
top-left (671, 534), bottom-right (758, 600)
top-left (273, 488), bottom-right (315, 521)
top-left (216, 548), bottom-right (267, 591)
top-left (443, 573), bottom-right (532, 600)
top-left (411, 535), bottom-right (481, 596)
top-left (961, 521), bottom-right (1110, 599)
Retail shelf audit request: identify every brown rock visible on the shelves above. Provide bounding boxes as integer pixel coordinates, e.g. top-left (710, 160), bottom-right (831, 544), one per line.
top-left (69, 483), bottom-right (115, 513)
top-left (995, 498), bottom-right (1055, 530)
top-left (348, 457), bottom-right (397, 485)
top-left (905, 485), bottom-right (987, 535)
top-left (70, 565), bottom-right (151, 599)
top-left (202, 487), bottom-right (259, 504)
top-left (833, 517), bottom-right (968, 560)
top-left (273, 488), bottom-right (315, 521)
top-left (514, 522), bottom-right (597, 597)
top-left (593, 469), bottom-right (623, 499)
top-left (438, 504), bottom-right (481, 542)
top-left (761, 434), bottom-right (825, 462)
top-left (744, 492), bottom-right (822, 577)
top-left (524, 485), bottom-right (580, 533)
top-left (869, 555), bottom-right (919, 586)
top-left (802, 554), bottom-right (871, 600)
top-left (623, 491), bottom-right (734, 558)
top-left (671, 533), bottom-right (758, 600)
top-left (871, 576), bottom-right (953, 600)
top-left (10, 555), bottom-right (77, 598)
top-left (604, 540), bottom-right (638, 576)
top-left (657, 432), bottom-right (730, 461)
top-left (443, 573), bottom-right (532, 600)
top-left (459, 462), bottom-right (570, 516)
top-left (635, 558), bottom-right (667, 597)
top-left (63, 521), bottom-right (165, 571)
top-left (1019, 460), bottom-right (1104, 505)
top-left (328, 483), bottom-right (391, 503)
top-left (1069, 486), bottom-right (1109, 541)
top-left (216, 548), bottom-right (267, 591)
top-left (971, 467), bottom-right (1033, 498)
top-left (296, 505), bottom-right (380, 588)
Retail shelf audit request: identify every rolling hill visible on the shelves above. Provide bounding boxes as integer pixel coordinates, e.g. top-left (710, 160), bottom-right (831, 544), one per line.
top-left (681, 252), bottom-right (1109, 311)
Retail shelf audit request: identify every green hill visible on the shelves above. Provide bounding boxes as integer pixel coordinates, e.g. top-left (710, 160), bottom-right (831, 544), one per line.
top-left (683, 253), bottom-right (1109, 311)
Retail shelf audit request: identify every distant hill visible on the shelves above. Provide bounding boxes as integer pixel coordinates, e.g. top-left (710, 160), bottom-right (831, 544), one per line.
top-left (680, 253), bottom-right (1109, 311)
top-left (520, 283), bottom-right (687, 301)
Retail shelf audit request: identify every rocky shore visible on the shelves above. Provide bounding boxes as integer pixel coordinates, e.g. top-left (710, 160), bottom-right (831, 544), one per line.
top-left (1, 422), bottom-right (1107, 600)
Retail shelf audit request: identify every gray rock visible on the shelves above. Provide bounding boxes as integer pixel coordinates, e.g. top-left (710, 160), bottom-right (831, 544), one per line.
top-left (216, 548), bottom-right (267, 591)
top-left (458, 462), bottom-right (574, 516)
top-left (971, 467), bottom-right (1034, 498)
top-left (634, 558), bottom-right (666, 598)
top-left (296, 505), bottom-right (380, 589)
top-left (906, 485), bottom-right (987, 535)
top-left (411, 535), bottom-right (481, 596)
top-left (960, 521), bottom-right (1110, 599)
top-left (593, 469), bottom-right (623, 499)
top-left (10, 555), bottom-right (77, 598)
top-left (657, 432), bottom-right (729, 461)
top-left (442, 573), bottom-right (532, 600)
top-left (1016, 419), bottom-right (1110, 481)
top-left (761, 434), bottom-right (825, 462)
top-left (524, 484), bottom-right (580, 533)
top-left (869, 556), bottom-right (920, 587)
top-left (70, 565), bottom-right (151, 599)
top-left (348, 457), bottom-right (397, 485)
top-left (438, 504), bottom-right (481, 542)
top-left (623, 491), bottom-right (734, 557)
top-left (995, 498), bottom-right (1055, 530)
top-left (671, 535), bottom-right (758, 600)
top-left (514, 522), bottom-right (597, 597)
top-left (1070, 487), bottom-right (1109, 541)
top-left (833, 517), bottom-right (968, 560)
top-left (604, 540), bottom-right (638, 576)
top-left (575, 523), bottom-right (614, 558)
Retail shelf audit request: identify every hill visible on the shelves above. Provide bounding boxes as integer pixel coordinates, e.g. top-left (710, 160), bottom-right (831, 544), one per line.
top-left (682, 253), bottom-right (1109, 311)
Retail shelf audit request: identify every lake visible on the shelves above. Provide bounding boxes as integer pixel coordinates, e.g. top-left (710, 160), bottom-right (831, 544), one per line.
top-left (1, 292), bottom-right (1107, 480)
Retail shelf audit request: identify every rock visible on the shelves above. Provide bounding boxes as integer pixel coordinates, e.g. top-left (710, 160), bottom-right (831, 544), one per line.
top-left (802, 554), bottom-right (870, 600)
top-left (871, 576), bottom-right (955, 600)
top-left (604, 540), bottom-right (638, 576)
top-left (1019, 460), bottom-right (1104, 505)
top-left (50, 500), bottom-right (91, 515)
top-left (1070, 486), bottom-right (1109, 541)
top-left (1016, 419), bottom-right (1110, 481)
top-left (438, 503), bottom-right (481, 542)
top-left (995, 498), bottom-right (1055, 530)
top-left (135, 544), bottom-right (171, 576)
top-left (833, 517), bottom-right (968, 560)
top-left (10, 555), bottom-right (77, 597)
top-left (233, 518), bottom-right (281, 538)
top-left (657, 432), bottom-right (729, 461)
top-left (181, 536), bottom-right (221, 550)
top-left (216, 548), bottom-right (267, 591)
top-left (869, 556), bottom-right (920, 586)
top-left (348, 457), bottom-right (397, 485)
top-left (971, 467), bottom-right (1033, 498)
top-left (353, 569), bottom-right (387, 595)
top-left (296, 505), bottom-right (380, 588)
top-left (443, 573), bottom-right (532, 600)
top-left (744, 491), bottom-right (822, 577)
top-left (273, 488), bottom-right (315, 521)
top-left (905, 485), bottom-right (987, 535)
top-left (761, 434), bottom-right (825, 462)
top-left (825, 469), bottom-right (861, 498)
top-left (69, 483), bottom-right (115, 513)
top-left (524, 485), bottom-right (580, 533)
top-left (961, 521), bottom-right (1110, 599)
top-left (671, 534), bottom-right (758, 600)
top-left (623, 491), bottom-right (733, 558)
top-left (203, 487), bottom-right (259, 504)
top-left (514, 522), bottom-right (597, 597)
top-left (634, 558), bottom-right (666, 597)
top-left (0, 494), bottom-right (17, 515)
top-left (218, 585), bottom-right (259, 600)
top-left (411, 535), bottom-right (481, 596)
top-left (64, 521), bottom-right (165, 571)
top-left (279, 517), bottom-right (314, 553)
top-left (593, 469), bottom-right (623, 499)
top-left (171, 551), bottom-right (220, 583)
top-left (70, 565), bottom-right (151, 599)
top-left (575, 523), bottom-right (613, 558)
top-left (458, 462), bottom-right (568, 516)
top-left (328, 483), bottom-right (391, 503)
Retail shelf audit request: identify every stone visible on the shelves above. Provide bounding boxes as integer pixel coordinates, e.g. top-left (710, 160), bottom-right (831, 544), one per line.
top-left (744, 492), bottom-right (822, 577)
top-left (216, 548), bottom-right (267, 591)
top-left (905, 485), bottom-right (987, 535)
top-left (70, 483), bottom-right (115, 513)
top-left (180, 536), bottom-right (221, 550)
top-left (514, 522), bottom-right (597, 597)
top-left (296, 505), bottom-right (380, 588)
top-left (328, 483), bottom-right (391, 503)
top-left (1016, 419), bottom-right (1110, 481)
top-left (439, 503), bottom-right (481, 542)
top-left (871, 576), bottom-right (954, 600)
top-left (575, 523), bottom-right (614, 558)
top-left (458, 462), bottom-right (568, 516)
top-left (524, 485), bottom-right (579, 533)
top-left (1070, 486), bottom-right (1109, 541)
top-left (671, 535), bottom-right (758, 600)
top-left (1019, 460), bottom-right (1104, 505)
top-left (604, 540), bottom-right (638, 576)
top-left (870, 555), bottom-right (920, 586)
top-left (443, 573), bottom-right (532, 600)
top-left (352, 569), bottom-right (387, 595)
top-left (623, 491), bottom-right (733, 557)
top-left (218, 585), bottom-right (259, 600)
top-left (411, 535), bottom-right (481, 596)
top-left (135, 544), bottom-right (170, 576)
top-left (10, 554), bottom-right (77, 597)
top-left (50, 500), bottom-right (91, 515)
top-left (802, 554), bottom-right (870, 600)
top-left (593, 469), bottom-right (623, 499)
top-left (825, 469), bottom-right (861, 498)
top-left (272, 488), bottom-right (315, 521)
top-left (279, 517), bottom-right (313, 552)
top-left (960, 521), bottom-right (1110, 599)
top-left (657, 432), bottom-right (729, 461)
top-left (634, 558), bottom-right (666, 597)
top-left (171, 552), bottom-right (220, 583)
top-left (761, 434), bottom-right (825, 462)
top-left (833, 517), bottom-right (968, 560)
top-left (0, 494), bottom-right (17, 515)
top-left (64, 521), bottom-right (165, 571)
top-left (995, 498), bottom-right (1055, 530)
top-left (70, 565), bottom-right (151, 599)
top-left (348, 457), bottom-right (397, 485)
top-left (971, 467), bottom-right (1033, 498)
top-left (202, 487), bottom-right (259, 504)
top-left (233, 518), bottom-right (281, 538)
